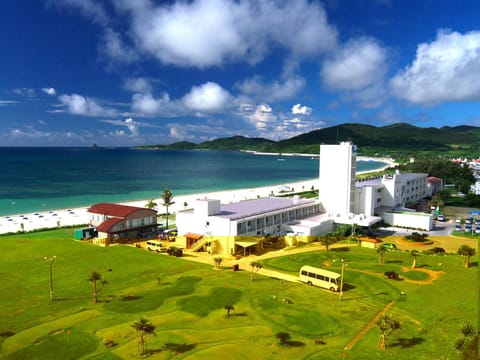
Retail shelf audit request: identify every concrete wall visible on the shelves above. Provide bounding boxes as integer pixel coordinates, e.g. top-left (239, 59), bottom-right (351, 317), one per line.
top-left (382, 211), bottom-right (433, 231)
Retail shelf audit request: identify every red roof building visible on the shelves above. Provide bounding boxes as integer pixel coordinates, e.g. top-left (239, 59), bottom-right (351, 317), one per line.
top-left (88, 203), bottom-right (157, 242)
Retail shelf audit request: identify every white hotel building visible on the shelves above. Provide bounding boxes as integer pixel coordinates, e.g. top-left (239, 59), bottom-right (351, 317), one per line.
top-left (176, 142), bottom-right (433, 255)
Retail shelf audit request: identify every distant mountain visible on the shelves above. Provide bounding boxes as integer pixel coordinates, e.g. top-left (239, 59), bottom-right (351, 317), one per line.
top-left (196, 135), bottom-right (275, 150)
top-left (136, 123), bottom-right (480, 157)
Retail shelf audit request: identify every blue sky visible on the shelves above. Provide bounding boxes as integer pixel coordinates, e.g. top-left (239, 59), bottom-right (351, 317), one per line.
top-left (1, 0), bottom-right (479, 146)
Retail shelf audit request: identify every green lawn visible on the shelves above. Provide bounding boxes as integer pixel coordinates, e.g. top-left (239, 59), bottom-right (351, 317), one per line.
top-left (0, 230), bottom-right (477, 359)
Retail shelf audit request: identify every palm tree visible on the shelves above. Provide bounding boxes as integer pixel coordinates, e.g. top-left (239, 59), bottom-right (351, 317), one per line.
top-left (145, 199), bottom-right (157, 210)
top-left (377, 245), bottom-right (386, 265)
top-left (250, 261), bottom-right (263, 281)
top-left (88, 271), bottom-right (102, 304)
top-left (457, 245), bottom-right (476, 268)
top-left (183, 201), bottom-right (188, 210)
top-left (224, 305), bottom-right (235, 317)
top-left (276, 332), bottom-right (291, 346)
top-left (213, 257), bottom-right (223, 269)
top-left (376, 314), bottom-right (400, 349)
top-left (131, 317), bottom-right (156, 356)
top-left (161, 188), bottom-right (175, 230)
top-left (410, 250), bottom-right (419, 269)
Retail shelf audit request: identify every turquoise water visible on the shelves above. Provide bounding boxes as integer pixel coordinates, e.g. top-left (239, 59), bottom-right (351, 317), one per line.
top-left (0, 147), bottom-right (387, 216)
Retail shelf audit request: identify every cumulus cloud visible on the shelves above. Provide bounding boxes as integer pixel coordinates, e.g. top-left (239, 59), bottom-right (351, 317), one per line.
top-left (114, 0), bottom-right (337, 67)
top-left (291, 104), bottom-right (312, 116)
top-left (58, 94), bottom-right (118, 117)
top-left (42, 87), bottom-right (56, 96)
top-left (390, 30), bottom-right (480, 103)
top-left (242, 103), bottom-right (277, 130)
top-left (102, 118), bottom-right (143, 136)
top-left (182, 82), bottom-right (233, 112)
top-left (131, 92), bottom-right (172, 116)
top-left (321, 37), bottom-right (388, 91)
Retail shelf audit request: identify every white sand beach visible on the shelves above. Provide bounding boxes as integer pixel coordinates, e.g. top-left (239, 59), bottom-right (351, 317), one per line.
top-left (0, 179), bottom-right (319, 235)
top-left (0, 156), bottom-right (395, 235)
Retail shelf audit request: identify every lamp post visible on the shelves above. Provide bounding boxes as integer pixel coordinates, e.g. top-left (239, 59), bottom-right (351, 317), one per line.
top-left (44, 256), bottom-right (56, 301)
top-left (339, 258), bottom-right (345, 302)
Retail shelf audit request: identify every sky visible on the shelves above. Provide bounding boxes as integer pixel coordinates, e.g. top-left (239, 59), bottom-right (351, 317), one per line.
top-left (1, 0), bottom-right (479, 147)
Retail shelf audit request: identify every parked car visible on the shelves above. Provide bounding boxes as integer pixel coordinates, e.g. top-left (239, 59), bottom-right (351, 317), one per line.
top-left (383, 243), bottom-right (397, 251)
top-left (437, 213), bottom-right (445, 221)
top-left (455, 224), bottom-right (463, 231)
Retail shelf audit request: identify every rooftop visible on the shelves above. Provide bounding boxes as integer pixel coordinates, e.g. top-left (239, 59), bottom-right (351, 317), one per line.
top-left (213, 197), bottom-right (317, 220)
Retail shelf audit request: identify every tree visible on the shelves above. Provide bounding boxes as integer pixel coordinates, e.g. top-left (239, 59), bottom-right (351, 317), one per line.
top-left (145, 199), bottom-right (157, 210)
top-left (376, 314), bottom-right (400, 349)
top-left (183, 201), bottom-right (188, 210)
top-left (250, 261), bottom-right (263, 281)
top-left (161, 188), bottom-right (175, 230)
top-left (224, 305), bottom-right (235, 317)
top-left (377, 245), bottom-right (386, 265)
top-left (213, 257), bottom-right (223, 269)
top-left (319, 233), bottom-right (338, 252)
top-left (131, 317), bottom-right (156, 356)
top-left (457, 245), bottom-right (476, 268)
top-left (410, 250), bottom-right (419, 269)
top-left (276, 332), bottom-right (291, 346)
top-left (88, 271), bottom-right (105, 304)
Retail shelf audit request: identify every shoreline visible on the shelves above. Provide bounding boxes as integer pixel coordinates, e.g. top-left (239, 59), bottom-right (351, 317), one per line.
top-left (0, 156), bottom-right (396, 235)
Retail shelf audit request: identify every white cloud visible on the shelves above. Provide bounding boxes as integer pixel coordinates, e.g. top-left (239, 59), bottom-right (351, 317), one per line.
top-left (0, 100), bottom-right (18, 106)
top-left (131, 92), bottom-right (172, 116)
top-left (243, 103), bottom-right (277, 130)
top-left (237, 74), bottom-right (305, 103)
top-left (58, 94), bottom-right (117, 117)
top-left (321, 37), bottom-right (388, 91)
top-left (42, 87), bottom-right (56, 96)
top-left (99, 28), bottom-right (138, 64)
top-left (101, 118), bottom-right (143, 136)
top-left (123, 78), bottom-right (152, 93)
top-left (182, 82), bottom-right (233, 112)
top-left (13, 88), bottom-right (36, 97)
top-left (48, 0), bottom-right (109, 26)
top-left (390, 30), bottom-right (480, 103)
top-left (115, 0), bottom-right (337, 67)
top-left (291, 104), bottom-right (312, 116)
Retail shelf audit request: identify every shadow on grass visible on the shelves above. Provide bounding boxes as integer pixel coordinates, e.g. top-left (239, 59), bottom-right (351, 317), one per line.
top-left (121, 295), bottom-right (143, 301)
top-left (332, 247), bottom-right (350, 252)
top-left (342, 283), bottom-right (356, 292)
top-left (161, 342), bottom-right (196, 354)
top-left (386, 260), bottom-right (403, 264)
top-left (391, 337), bottom-right (425, 348)
top-left (417, 264), bottom-right (431, 268)
top-left (469, 261), bottom-right (478, 267)
top-left (283, 340), bottom-right (306, 347)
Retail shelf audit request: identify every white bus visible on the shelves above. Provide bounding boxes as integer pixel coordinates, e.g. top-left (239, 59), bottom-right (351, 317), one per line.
top-left (299, 265), bottom-right (341, 292)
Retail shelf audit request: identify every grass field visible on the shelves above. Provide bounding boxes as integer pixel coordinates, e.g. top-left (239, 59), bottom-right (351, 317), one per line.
top-left (0, 230), bottom-right (477, 359)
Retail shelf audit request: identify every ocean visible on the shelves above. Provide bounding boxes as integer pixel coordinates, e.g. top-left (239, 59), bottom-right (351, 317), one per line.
top-left (0, 147), bottom-right (387, 216)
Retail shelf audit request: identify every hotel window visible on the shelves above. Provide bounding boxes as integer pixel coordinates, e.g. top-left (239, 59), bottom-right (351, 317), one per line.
top-left (274, 214), bottom-right (281, 225)
top-left (256, 218), bottom-right (265, 229)
top-left (237, 222), bottom-right (246, 234)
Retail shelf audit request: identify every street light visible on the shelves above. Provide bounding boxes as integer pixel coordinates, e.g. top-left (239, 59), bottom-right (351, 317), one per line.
top-left (339, 258), bottom-right (346, 302)
top-left (44, 256), bottom-right (56, 301)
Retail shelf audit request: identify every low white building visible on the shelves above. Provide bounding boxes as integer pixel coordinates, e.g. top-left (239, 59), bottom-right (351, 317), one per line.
top-left (176, 197), bottom-right (334, 255)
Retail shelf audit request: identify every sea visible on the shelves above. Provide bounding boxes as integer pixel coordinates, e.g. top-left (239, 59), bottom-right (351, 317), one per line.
top-left (0, 147), bottom-right (387, 216)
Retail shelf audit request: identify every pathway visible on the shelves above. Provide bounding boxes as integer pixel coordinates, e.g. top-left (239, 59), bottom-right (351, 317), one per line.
top-left (343, 300), bottom-right (395, 351)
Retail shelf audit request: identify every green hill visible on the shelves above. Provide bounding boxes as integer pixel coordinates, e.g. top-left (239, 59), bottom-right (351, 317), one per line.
top-left (136, 123), bottom-right (480, 158)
